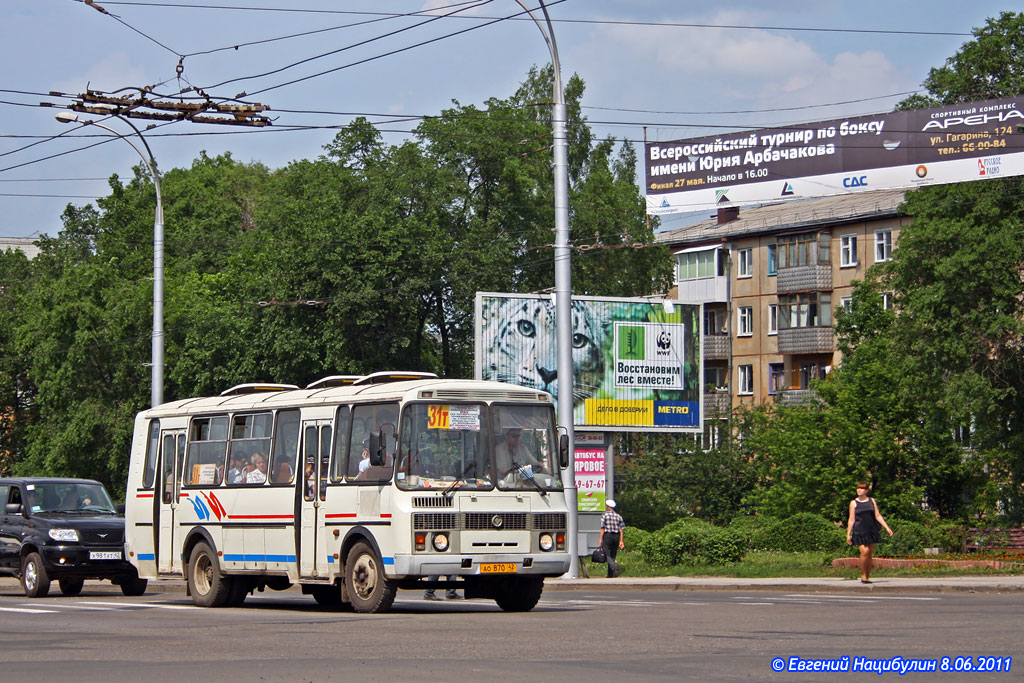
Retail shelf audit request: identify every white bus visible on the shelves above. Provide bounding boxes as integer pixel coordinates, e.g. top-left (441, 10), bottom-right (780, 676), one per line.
top-left (124, 372), bottom-right (570, 612)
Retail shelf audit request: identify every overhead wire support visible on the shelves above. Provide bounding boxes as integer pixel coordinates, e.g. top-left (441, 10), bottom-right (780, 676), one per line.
top-left (65, 90), bottom-right (272, 127)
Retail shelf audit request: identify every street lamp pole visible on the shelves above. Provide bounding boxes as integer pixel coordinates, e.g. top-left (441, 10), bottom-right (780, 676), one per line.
top-left (514, 0), bottom-right (578, 578)
top-left (56, 112), bottom-right (164, 408)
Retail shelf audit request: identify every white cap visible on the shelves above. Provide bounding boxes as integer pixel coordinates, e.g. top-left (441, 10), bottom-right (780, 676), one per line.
top-left (606, 499), bottom-right (616, 508)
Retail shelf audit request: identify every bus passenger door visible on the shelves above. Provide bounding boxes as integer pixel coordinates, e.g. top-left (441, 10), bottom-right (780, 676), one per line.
top-left (299, 420), bottom-right (331, 578)
top-left (157, 430), bottom-right (185, 574)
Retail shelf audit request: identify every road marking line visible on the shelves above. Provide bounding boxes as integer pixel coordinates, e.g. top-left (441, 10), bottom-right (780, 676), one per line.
top-left (77, 601), bottom-right (199, 610)
top-left (738, 602), bottom-right (774, 605)
top-left (0, 606), bottom-right (58, 613)
top-left (21, 603), bottom-right (118, 611)
top-left (784, 594), bottom-right (940, 601)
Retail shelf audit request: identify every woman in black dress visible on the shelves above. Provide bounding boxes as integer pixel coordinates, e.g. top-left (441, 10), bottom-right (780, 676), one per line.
top-left (846, 482), bottom-right (894, 583)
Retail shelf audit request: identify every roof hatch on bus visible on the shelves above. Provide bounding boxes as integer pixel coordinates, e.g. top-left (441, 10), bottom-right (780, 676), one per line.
top-left (351, 371), bottom-right (439, 386)
top-left (305, 375), bottom-right (364, 389)
top-left (219, 383), bottom-right (300, 397)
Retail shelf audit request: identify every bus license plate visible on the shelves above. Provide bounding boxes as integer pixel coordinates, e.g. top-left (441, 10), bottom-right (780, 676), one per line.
top-left (480, 562), bottom-right (517, 574)
top-left (89, 551), bottom-right (122, 561)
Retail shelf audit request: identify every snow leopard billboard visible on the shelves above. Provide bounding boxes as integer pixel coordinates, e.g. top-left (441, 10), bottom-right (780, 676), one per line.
top-left (645, 95), bottom-right (1024, 215)
top-left (474, 293), bottom-right (701, 432)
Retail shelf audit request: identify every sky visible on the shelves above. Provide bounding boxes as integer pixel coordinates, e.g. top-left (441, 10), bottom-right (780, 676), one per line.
top-left (0, 0), bottom-right (1015, 239)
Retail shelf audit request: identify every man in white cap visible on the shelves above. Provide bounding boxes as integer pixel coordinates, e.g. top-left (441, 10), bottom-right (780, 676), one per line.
top-left (599, 499), bottom-right (625, 578)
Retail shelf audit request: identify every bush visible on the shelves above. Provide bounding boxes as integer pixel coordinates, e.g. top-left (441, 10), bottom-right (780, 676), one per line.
top-left (758, 513), bottom-right (847, 553)
top-left (728, 515), bottom-right (779, 550)
top-left (636, 518), bottom-right (744, 566)
top-left (881, 519), bottom-right (927, 556)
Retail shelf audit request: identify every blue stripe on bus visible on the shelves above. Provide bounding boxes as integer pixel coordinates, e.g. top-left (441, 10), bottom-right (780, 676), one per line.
top-left (383, 557), bottom-right (394, 565)
top-left (137, 553), bottom-right (155, 561)
top-left (223, 554), bottom-right (297, 562)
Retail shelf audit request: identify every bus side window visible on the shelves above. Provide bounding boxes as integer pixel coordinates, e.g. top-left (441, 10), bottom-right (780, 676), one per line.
top-left (187, 416), bottom-right (228, 487)
top-left (270, 409), bottom-right (299, 485)
top-left (332, 406), bottom-right (351, 482)
top-left (143, 420), bottom-right (159, 489)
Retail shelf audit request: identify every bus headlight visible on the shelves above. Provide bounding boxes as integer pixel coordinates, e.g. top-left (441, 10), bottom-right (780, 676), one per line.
top-left (432, 533), bottom-right (449, 552)
top-left (539, 533), bottom-right (554, 551)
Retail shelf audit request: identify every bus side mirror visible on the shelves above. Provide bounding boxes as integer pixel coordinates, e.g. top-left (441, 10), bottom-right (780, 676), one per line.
top-left (368, 431), bottom-right (385, 466)
top-left (559, 433), bottom-right (569, 470)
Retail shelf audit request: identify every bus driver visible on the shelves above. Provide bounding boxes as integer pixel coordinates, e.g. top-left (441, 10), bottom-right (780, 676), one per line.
top-left (494, 427), bottom-right (544, 477)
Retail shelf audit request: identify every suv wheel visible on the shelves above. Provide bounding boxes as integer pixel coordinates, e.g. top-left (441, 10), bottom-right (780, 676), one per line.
top-left (22, 552), bottom-right (51, 598)
top-left (59, 578), bottom-right (85, 596)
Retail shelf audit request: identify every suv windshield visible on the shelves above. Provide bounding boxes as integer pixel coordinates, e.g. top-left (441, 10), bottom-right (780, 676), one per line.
top-left (29, 483), bottom-right (117, 514)
top-left (492, 404), bottom-right (562, 492)
top-left (397, 403), bottom-right (491, 491)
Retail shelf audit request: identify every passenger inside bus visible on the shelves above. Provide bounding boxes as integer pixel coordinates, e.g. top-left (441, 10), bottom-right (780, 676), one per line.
top-left (246, 453), bottom-right (268, 484)
top-left (272, 459), bottom-right (294, 484)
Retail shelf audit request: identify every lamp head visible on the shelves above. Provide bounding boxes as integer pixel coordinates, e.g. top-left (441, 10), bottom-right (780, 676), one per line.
top-left (55, 112), bottom-right (80, 124)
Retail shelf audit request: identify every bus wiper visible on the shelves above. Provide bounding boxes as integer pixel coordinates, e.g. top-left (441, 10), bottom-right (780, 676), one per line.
top-left (443, 461), bottom-right (476, 496)
top-left (511, 460), bottom-right (547, 497)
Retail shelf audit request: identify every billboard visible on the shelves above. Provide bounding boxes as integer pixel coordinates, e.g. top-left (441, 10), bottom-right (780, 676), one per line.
top-left (474, 293), bottom-right (702, 432)
top-left (645, 95), bottom-right (1024, 215)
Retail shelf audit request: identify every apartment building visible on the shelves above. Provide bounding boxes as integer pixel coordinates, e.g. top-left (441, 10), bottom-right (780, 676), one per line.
top-left (656, 189), bottom-right (909, 423)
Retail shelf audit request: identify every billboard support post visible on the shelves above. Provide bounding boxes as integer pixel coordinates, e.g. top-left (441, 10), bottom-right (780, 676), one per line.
top-left (514, 0), bottom-right (578, 578)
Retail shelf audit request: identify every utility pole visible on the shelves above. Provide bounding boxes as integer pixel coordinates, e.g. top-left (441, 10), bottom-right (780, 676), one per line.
top-left (514, 0), bottom-right (578, 578)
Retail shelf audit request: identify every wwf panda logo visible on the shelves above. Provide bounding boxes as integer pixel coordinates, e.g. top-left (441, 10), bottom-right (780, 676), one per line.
top-left (656, 331), bottom-right (672, 351)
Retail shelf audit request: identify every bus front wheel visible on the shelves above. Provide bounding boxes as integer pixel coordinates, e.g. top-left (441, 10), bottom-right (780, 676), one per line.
top-left (187, 542), bottom-right (232, 607)
top-left (494, 577), bottom-right (544, 612)
top-left (345, 541), bottom-right (396, 614)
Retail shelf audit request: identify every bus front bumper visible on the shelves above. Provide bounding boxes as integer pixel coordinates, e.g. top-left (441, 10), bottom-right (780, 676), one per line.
top-left (390, 553), bottom-right (570, 578)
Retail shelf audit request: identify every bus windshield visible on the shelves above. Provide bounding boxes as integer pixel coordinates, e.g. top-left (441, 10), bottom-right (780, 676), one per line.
top-left (492, 404), bottom-right (562, 492)
top-left (397, 403), bottom-right (491, 491)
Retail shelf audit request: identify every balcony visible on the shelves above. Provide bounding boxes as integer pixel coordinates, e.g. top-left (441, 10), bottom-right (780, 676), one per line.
top-left (777, 327), bottom-right (834, 354)
top-left (703, 334), bottom-right (730, 359)
top-left (777, 389), bottom-right (819, 406)
top-left (703, 392), bottom-right (731, 415)
top-left (676, 275), bottom-right (729, 303)
top-left (777, 265), bottom-right (832, 293)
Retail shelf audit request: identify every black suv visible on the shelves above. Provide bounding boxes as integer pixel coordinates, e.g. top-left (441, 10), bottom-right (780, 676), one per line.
top-left (0, 477), bottom-right (147, 597)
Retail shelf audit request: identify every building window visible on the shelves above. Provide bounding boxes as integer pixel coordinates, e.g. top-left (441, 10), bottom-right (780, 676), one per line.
top-left (704, 308), bottom-right (725, 335)
top-left (767, 244), bottom-right (777, 276)
top-left (798, 361), bottom-right (828, 389)
top-left (737, 306), bottom-right (753, 336)
top-left (840, 296), bottom-right (853, 312)
top-left (840, 235), bottom-right (858, 267)
top-left (768, 304), bottom-right (778, 335)
top-left (778, 232), bottom-right (830, 268)
top-left (875, 230), bottom-right (892, 262)
top-left (738, 365), bottom-right (753, 395)
top-left (778, 292), bottom-right (832, 329)
top-left (768, 363), bottom-right (786, 394)
top-left (882, 292), bottom-right (893, 310)
top-left (705, 366), bottom-right (727, 392)
top-left (677, 249), bottom-right (720, 281)
top-left (737, 248), bottom-right (752, 278)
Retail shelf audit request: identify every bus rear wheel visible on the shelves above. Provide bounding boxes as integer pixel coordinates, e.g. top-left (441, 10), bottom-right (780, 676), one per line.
top-left (187, 542), bottom-right (232, 607)
top-left (494, 577), bottom-right (544, 612)
top-left (345, 542), bottom-right (396, 614)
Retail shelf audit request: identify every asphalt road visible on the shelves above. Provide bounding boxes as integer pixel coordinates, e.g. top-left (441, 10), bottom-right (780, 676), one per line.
top-left (1, 584), bottom-right (1021, 681)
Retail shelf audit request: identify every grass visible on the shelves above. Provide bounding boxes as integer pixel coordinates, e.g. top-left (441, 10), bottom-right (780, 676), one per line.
top-left (583, 550), bottom-right (1024, 579)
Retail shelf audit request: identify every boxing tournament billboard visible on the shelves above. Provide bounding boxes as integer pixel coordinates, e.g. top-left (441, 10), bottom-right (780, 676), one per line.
top-left (645, 95), bottom-right (1024, 215)
top-left (474, 293), bottom-right (702, 433)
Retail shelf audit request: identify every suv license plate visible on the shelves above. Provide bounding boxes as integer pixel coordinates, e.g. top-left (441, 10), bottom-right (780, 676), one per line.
top-left (89, 551), bottom-right (122, 560)
top-left (479, 562), bottom-right (517, 574)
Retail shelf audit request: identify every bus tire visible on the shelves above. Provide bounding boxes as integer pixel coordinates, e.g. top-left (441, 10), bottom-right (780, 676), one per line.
top-left (494, 577), bottom-right (543, 612)
top-left (59, 578), bottom-right (85, 596)
top-left (226, 578), bottom-right (250, 606)
top-left (120, 577), bottom-right (148, 597)
top-left (21, 552), bottom-right (50, 598)
top-left (310, 584), bottom-right (343, 608)
top-left (345, 541), bottom-right (396, 614)
top-left (187, 542), bottom-right (232, 607)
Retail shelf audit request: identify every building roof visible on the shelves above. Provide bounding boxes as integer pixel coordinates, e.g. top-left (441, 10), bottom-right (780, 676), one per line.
top-left (655, 189), bottom-right (907, 248)
top-left (0, 237), bottom-right (41, 259)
